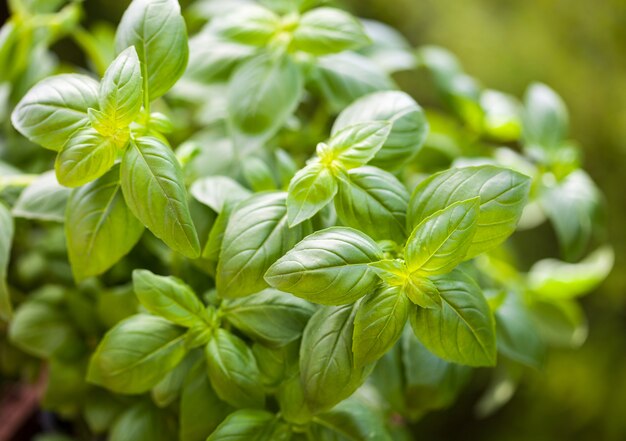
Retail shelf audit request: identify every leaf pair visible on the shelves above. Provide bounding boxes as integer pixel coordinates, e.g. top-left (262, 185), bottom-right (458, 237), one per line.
top-left (287, 120), bottom-right (393, 226)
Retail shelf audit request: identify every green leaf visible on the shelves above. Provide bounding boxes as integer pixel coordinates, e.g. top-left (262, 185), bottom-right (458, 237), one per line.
top-left (321, 121), bottom-right (392, 169)
top-left (310, 52), bottom-right (394, 113)
top-left (540, 170), bottom-right (601, 261)
top-left (12, 171), bottom-right (71, 223)
top-left (66, 164), bottom-right (144, 281)
top-left (99, 46), bottom-right (143, 128)
top-left (83, 389), bottom-right (125, 434)
top-left (217, 192), bottom-right (310, 298)
top-left (132, 269), bottom-right (206, 327)
top-left (265, 227), bottom-right (383, 305)
top-left (407, 166), bottom-right (531, 259)
top-left (180, 361), bottom-right (232, 441)
top-left (205, 328), bottom-right (265, 409)
top-left (242, 156), bottom-right (278, 192)
top-left (190, 176), bottom-right (251, 213)
top-left (109, 402), bottom-right (176, 441)
top-left (287, 162), bottom-right (337, 227)
top-left (11, 74), bottom-right (99, 151)
top-left (207, 409), bottom-right (290, 441)
top-left (528, 246), bottom-right (613, 299)
top-left (55, 128), bottom-right (117, 187)
top-left (496, 292), bottom-right (544, 368)
top-left (332, 91), bottom-right (429, 170)
top-left (405, 198), bottom-right (479, 275)
top-left (222, 288), bottom-right (316, 347)
top-left (334, 166), bottom-right (409, 243)
top-left (9, 297), bottom-right (81, 358)
top-left (152, 350), bottom-right (200, 407)
top-left (353, 285), bottom-right (409, 367)
top-left (313, 397), bottom-right (393, 441)
top-left (212, 4), bottom-right (279, 46)
top-left (529, 299), bottom-right (587, 348)
top-left (300, 304), bottom-right (373, 412)
top-left (254, 342), bottom-right (299, 389)
top-left (523, 82), bottom-right (568, 150)
top-left (121, 136), bottom-right (200, 258)
top-left (0, 203), bottom-right (14, 320)
top-left (276, 373), bottom-right (313, 425)
top-left (401, 326), bottom-right (471, 414)
top-left (409, 269), bottom-right (496, 367)
top-left (292, 7), bottom-right (370, 55)
top-left (116, 0), bottom-right (188, 101)
top-left (87, 314), bottom-right (187, 394)
top-left (228, 53), bottom-right (303, 139)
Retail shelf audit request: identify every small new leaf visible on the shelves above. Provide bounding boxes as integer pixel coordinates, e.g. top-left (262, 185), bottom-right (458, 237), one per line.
top-left (287, 162), bottom-right (337, 227)
top-left (99, 46), bottom-right (143, 129)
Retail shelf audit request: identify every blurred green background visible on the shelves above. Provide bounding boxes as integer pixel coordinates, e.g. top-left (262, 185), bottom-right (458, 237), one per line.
top-left (11, 0), bottom-right (626, 439)
top-left (340, 0), bottom-right (626, 439)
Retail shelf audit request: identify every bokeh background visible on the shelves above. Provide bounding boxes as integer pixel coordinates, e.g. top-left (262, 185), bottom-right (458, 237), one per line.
top-left (4, 0), bottom-right (626, 439)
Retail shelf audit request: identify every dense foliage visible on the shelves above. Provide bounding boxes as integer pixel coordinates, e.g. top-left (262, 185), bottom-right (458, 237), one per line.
top-left (0, 0), bottom-right (613, 440)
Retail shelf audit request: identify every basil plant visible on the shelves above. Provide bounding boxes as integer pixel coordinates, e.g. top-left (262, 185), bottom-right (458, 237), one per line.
top-left (0, 0), bottom-right (612, 440)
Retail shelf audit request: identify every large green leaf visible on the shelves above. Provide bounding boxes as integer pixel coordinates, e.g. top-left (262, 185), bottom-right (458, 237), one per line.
top-left (98, 46), bottom-right (143, 128)
top-left (228, 53), bottom-right (303, 140)
top-left (116, 0), bottom-right (188, 100)
top-left (0, 203), bottom-right (13, 320)
top-left (180, 362), bottom-right (232, 441)
top-left (133, 269), bottom-right (206, 327)
top-left (207, 409), bottom-right (290, 441)
top-left (265, 227), bottom-right (382, 305)
top-left (409, 269), bottom-right (496, 366)
top-left (55, 128), bottom-right (117, 187)
top-left (292, 7), bottom-right (370, 55)
top-left (121, 136), bottom-right (200, 258)
top-left (87, 314), bottom-right (187, 394)
top-left (332, 91), bottom-right (429, 170)
top-left (407, 166), bottom-right (530, 259)
top-left (300, 304), bottom-right (373, 412)
top-left (217, 192), bottom-right (309, 298)
top-left (205, 329), bottom-right (265, 409)
top-left (334, 166), bottom-right (409, 243)
top-left (352, 285), bottom-right (409, 367)
top-left (11, 74), bottom-right (99, 151)
top-left (222, 288), bottom-right (316, 347)
top-left (287, 162), bottom-right (337, 227)
top-left (405, 198), bottom-right (479, 275)
top-left (66, 165), bottom-right (144, 281)
top-left (12, 171), bottom-right (71, 223)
